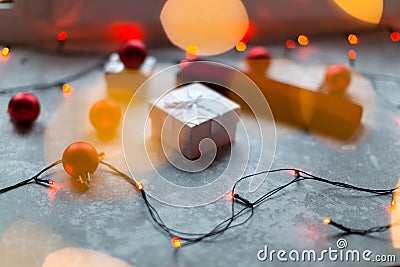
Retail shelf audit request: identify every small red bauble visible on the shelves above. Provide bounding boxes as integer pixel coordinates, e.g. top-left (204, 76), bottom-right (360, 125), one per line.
top-left (245, 46), bottom-right (271, 74)
top-left (324, 65), bottom-right (351, 94)
top-left (8, 93), bottom-right (41, 124)
top-left (62, 142), bottom-right (99, 185)
top-left (246, 46), bottom-right (271, 61)
top-left (118, 40), bottom-right (148, 69)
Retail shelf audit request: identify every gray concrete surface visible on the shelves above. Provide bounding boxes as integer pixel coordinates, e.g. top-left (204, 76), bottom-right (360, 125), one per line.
top-left (0, 31), bottom-right (399, 266)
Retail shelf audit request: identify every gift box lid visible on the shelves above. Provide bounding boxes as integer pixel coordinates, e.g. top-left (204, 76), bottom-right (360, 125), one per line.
top-left (150, 83), bottom-right (240, 127)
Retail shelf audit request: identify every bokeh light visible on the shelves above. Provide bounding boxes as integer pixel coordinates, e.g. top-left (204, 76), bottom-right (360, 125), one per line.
top-left (179, 59), bottom-right (190, 68)
top-left (297, 35), bottom-right (309, 46)
top-left (390, 32), bottom-right (400, 42)
top-left (235, 41), bottom-right (247, 52)
top-left (332, 0), bottom-right (383, 24)
top-left (171, 237), bottom-right (182, 248)
top-left (160, 0), bottom-right (249, 56)
top-left (224, 192), bottom-right (234, 201)
top-left (185, 44), bottom-right (198, 60)
top-left (109, 22), bottom-right (143, 41)
top-left (58, 31), bottom-right (67, 42)
top-left (285, 39), bottom-right (296, 49)
top-left (347, 34), bottom-right (359, 45)
top-left (62, 84), bottom-right (71, 94)
top-left (62, 84), bottom-right (74, 97)
top-left (1, 46), bottom-right (9, 57)
top-left (348, 49), bottom-right (357, 60)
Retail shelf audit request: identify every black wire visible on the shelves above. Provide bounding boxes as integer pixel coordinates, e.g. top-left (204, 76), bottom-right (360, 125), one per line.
top-left (98, 163), bottom-right (399, 247)
top-left (1, 159), bottom-right (399, 247)
top-left (0, 160), bottom-right (61, 194)
top-left (0, 59), bottom-right (107, 95)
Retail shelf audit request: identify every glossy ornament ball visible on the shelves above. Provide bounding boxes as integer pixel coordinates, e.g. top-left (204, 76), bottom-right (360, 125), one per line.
top-left (62, 142), bottom-right (99, 177)
top-left (89, 99), bottom-right (122, 132)
top-left (324, 65), bottom-right (351, 94)
top-left (8, 93), bottom-right (40, 124)
top-left (246, 46), bottom-right (271, 74)
top-left (118, 40), bottom-right (147, 69)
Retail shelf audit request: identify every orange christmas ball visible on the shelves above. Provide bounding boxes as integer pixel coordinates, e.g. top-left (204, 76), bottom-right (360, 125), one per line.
top-left (62, 142), bottom-right (99, 178)
top-left (324, 65), bottom-right (351, 94)
top-left (89, 99), bottom-right (122, 132)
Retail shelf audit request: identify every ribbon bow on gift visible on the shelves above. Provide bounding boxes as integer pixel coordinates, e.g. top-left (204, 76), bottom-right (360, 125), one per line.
top-left (164, 86), bottom-right (222, 125)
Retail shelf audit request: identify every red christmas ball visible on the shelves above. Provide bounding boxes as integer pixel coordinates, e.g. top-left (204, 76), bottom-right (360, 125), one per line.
top-left (8, 93), bottom-right (40, 124)
top-left (246, 46), bottom-right (271, 61)
top-left (118, 40), bottom-right (148, 69)
top-left (62, 142), bottom-right (99, 178)
top-left (245, 46), bottom-right (271, 74)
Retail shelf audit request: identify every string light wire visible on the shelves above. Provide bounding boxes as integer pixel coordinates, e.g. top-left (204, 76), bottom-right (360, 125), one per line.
top-left (0, 160), bottom-right (61, 194)
top-left (0, 59), bottom-right (106, 95)
top-left (1, 157), bottom-right (397, 247)
top-left (94, 163), bottom-right (400, 246)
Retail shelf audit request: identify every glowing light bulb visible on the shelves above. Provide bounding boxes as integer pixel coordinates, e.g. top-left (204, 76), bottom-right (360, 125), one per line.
top-left (390, 32), bottom-right (400, 42)
top-left (1, 46), bottom-right (10, 57)
top-left (58, 31), bottom-right (67, 42)
top-left (235, 41), bottom-right (247, 52)
top-left (297, 35), bottom-right (309, 46)
top-left (323, 218), bottom-right (331, 224)
top-left (171, 237), bottom-right (182, 248)
top-left (160, 0), bottom-right (249, 56)
top-left (348, 49), bottom-right (357, 60)
top-left (288, 169), bottom-right (302, 178)
top-left (347, 34), bottom-right (359, 45)
top-left (136, 182), bottom-right (143, 191)
top-left (62, 84), bottom-right (71, 93)
top-left (185, 44), bottom-right (198, 60)
top-left (224, 191), bottom-right (235, 201)
top-left (391, 195), bottom-right (397, 211)
top-left (186, 44), bottom-right (198, 55)
top-left (332, 0), bottom-right (383, 24)
top-left (99, 152), bottom-right (107, 159)
top-left (285, 39), bottom-right (296, 49)
top-left (179, 59), bottom-right (190, 68)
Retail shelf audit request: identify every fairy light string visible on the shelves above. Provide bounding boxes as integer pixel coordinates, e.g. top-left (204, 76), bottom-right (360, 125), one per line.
top-left (0, 154), bottom-right (398, 247)
top-left (0, 160), bottom-right (60, 194)
top-left (0, 59), bottom-right (106, 95)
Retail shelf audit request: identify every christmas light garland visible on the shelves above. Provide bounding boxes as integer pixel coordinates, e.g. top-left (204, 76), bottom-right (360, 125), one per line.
top-left (0, 149), bottom-right (398, 248)
top-left (0, 59), bottom-right (106, 95)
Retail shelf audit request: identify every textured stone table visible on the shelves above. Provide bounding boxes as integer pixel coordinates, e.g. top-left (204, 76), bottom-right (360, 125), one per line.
top-left (0, 31), bottom-right (399, 267)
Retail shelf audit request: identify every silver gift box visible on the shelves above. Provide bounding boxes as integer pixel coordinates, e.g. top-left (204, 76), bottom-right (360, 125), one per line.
top-left (149, 83), bottom-right (241, 160)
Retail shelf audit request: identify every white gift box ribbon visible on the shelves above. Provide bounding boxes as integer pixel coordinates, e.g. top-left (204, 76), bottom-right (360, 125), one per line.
top-left (164, 85), bottom-right (223, 126)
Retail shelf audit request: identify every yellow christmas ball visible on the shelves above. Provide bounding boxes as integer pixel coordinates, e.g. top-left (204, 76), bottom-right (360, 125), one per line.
top-left (89, 99), bottom-right (122, 132)
top-left (62, 142), bottom-right (99, 186)
top-left (324, 65), bottom-right (351, 95)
